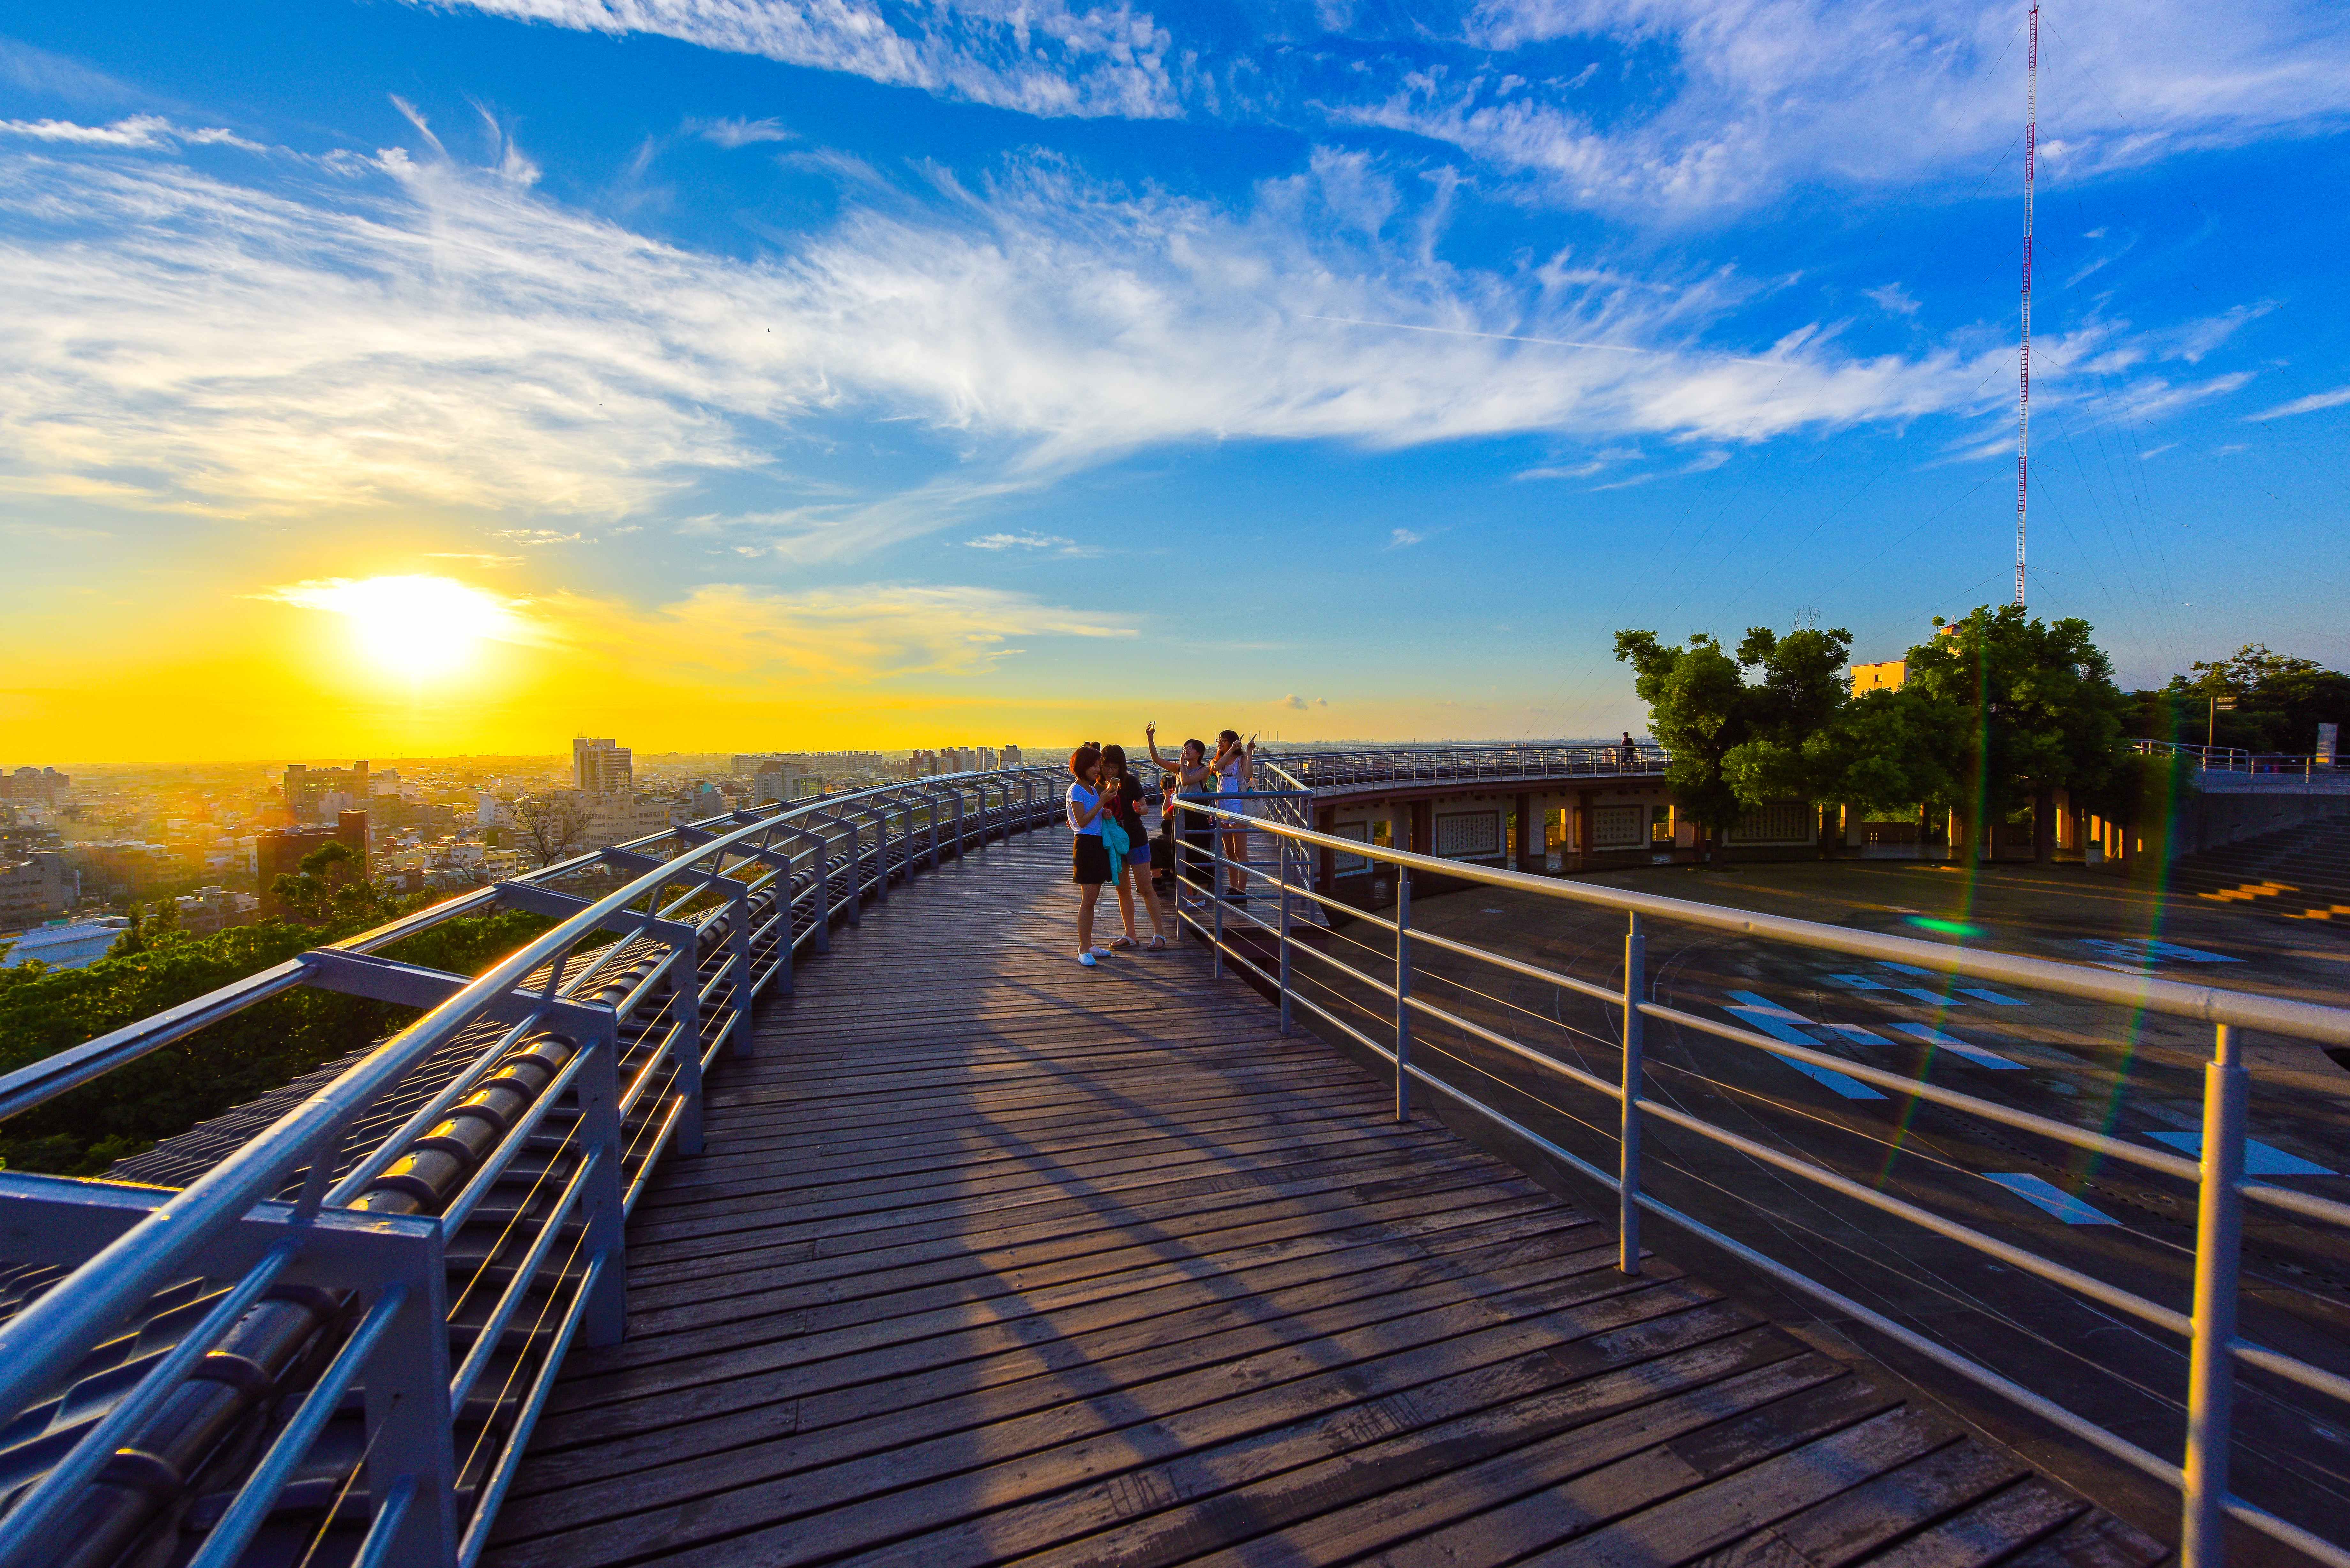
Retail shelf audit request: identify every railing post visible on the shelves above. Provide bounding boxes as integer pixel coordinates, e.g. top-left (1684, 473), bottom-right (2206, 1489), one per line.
top-left (1620, 911), bottom-right (1644, 1275)
top-left (1277, 860), bottom-right (1292, 1035)
top-left (1395, 865), bottom-right (1412, 1122)
top-left (952, 791), bottom-right (967, 860)
top-left (1211, 825), bottom-right (1226, 979)
top-left (806, 835), bottom-right (830, 952)
top-left (666, 922), bottom-right (707, 1156)
top-left (844, 818), bottom-right (862, 926)
top-left (575, 1008), bottom-right (629, 1348)
top-left (875, 805), bottom-right (891, 902)
top-left (2182, 1022), bottom-right (2247, 1568)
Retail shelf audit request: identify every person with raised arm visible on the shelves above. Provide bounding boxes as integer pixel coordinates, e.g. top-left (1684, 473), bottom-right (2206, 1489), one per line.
top-left (1146, 723), bottom-right (1217, 895)
top-left (1208, 729), bottom-right (1256, 903)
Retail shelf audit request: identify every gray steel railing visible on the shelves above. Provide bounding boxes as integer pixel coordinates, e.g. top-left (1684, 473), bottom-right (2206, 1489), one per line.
top-left (0, 767), bottom-right (1067, 1568)
top-left (1171, 796), bottom-right (2350, 1568)
top-left (1269, 743), bottom-right (1668, 788)
top-left (2134, 739), bottom-right (2338, 779)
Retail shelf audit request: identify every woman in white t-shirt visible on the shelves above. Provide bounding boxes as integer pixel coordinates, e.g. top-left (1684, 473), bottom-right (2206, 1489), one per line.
top-left (1065, 743), bottom-right (1114, 967)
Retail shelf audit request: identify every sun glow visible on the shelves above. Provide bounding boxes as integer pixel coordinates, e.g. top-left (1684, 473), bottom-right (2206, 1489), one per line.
top-left (271, 575), bottom-right (521, 679)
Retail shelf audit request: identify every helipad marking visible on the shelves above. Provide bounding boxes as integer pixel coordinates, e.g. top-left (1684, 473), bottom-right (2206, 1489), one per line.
top-left (2142, 1131), bottom-right (2336, 1177)
top-left (1894, 987), bottom-right (1958, 1006)
top-left (1957, 988), bottom-right (2028, 1006)
top-left (1893, 1023), bottom-right (2025, 1069)
top-left (1985, 1172), bottom-right (2117, 1225)
top-left (1878, 962), bottom-right (1932, 975)
top-left (2077, 938), bottom-right (2240, 965)
top-left (1825, 973), bottom-right (1888, 990)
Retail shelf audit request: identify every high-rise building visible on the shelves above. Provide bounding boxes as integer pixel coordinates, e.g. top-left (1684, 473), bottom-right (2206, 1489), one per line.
top-left (0, 852), bottom-right (78, 933)
top-left (1000, 745), bottom-right (1023, 767)
top-left (573, 738), bottom-right (633, 795)
top-left (282, 761), bottom-right (368, 820)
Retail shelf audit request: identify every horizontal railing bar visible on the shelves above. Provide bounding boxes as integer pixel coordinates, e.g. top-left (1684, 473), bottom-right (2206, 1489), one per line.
top-left (1176, 802), bottom-right (2350, 1046)
top-left (457, 1248), bottom-right (611, 1568)
top-left (1631, 1094), bottom-right (2193, 1336)
top-left (1405, 992), bottom-right (1624, 1103)
top-left (0, 961), bottom-right (312, 1121)
top-left (1647, 1002), bottom-right (2203, 1180)
top-left (2240, 1181), bottom-right (2350, 1229)
top-left (448, 1151), bottom-right (595, 1410)
top-left (624, 1099), bottom-right (688, 1219)
top-left (324, 1009), bottom-right (549, 1206)
top-left (2232, 1339), bottom-right (2350, 1409)
top-left (437, 1040), bottom-right (597, 1239)
top-left (0, 1243), bottom-right (298, 1568)
top-left (186, 1282), bottom-right (408, 1568)
top-left (1406, 924), bottom-right (1623, 1008)
top-left (2225, 1495), bottom-right (2350, 1568)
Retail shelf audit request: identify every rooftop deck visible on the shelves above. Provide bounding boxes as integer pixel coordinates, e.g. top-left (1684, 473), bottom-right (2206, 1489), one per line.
top-left (482, 831), bottom-right (2158, 1568)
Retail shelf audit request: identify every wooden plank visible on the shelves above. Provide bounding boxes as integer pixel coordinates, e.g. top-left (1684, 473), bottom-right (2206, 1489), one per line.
top-left (482, 832), bottom-right (2156, 1568)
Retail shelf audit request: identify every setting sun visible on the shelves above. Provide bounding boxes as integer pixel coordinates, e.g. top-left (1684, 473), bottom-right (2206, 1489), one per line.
top-left (270, 575), bottom-right (522, 680)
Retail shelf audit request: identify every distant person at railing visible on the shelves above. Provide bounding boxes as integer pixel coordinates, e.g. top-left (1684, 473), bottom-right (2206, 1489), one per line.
top-left (1066, 744), bottom-right (1115, 968)
top-left (1619, 731), bottom-right (1636, 770)
top-left (1146, 724), bottom-right (1217, 894)
top-left (1211, 729), bottom-right (1257, 903)
top-left (1099, 744), bottom-right (1169, 950)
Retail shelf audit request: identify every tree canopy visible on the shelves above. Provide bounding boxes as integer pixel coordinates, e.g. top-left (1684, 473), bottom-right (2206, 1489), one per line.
top-left (2144, 643), bottom-right (2350, 754)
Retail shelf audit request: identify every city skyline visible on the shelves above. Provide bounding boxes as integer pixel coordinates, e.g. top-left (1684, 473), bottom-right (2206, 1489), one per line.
top-left (3, 1), bottom-right (2346, 761)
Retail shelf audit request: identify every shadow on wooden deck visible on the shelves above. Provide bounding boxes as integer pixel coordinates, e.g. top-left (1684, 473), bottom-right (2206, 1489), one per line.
top-left (484, 830), bottom-right (2164, 1568)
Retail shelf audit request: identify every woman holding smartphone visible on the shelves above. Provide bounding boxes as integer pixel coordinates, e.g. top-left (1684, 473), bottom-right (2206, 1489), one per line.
top-left (1209, 729), bottom-right (1255, 903)
top-left (1098, 744), bottom-right (1169, 950)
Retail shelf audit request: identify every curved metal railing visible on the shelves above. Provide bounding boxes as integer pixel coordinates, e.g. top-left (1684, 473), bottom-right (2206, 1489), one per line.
top-left (1171, 794), bottom-right (2350, 1568)
top-left (1269, 743), bottom-right (1668, 788)
top-left (0, 767), bottom-right (1068, 1568)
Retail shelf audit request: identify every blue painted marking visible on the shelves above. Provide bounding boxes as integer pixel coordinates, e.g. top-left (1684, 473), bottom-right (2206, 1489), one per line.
top-left (1957, 988), bottom-right (2027, 1006)
top-left (1892, 1023), bottom-right (2024, 1069)
top-left (2076, 938), bottom-right (2241, 965)
top-left (1725, 991), bottom-right (1806, 1019)
top-left (1822, 1022), bottom-right (1895, 1045)
top-left (1878, 962), bottom-right (1931, 975)
top-left (1721, 1001), bottom-right (1886, 1100)
top-left (1894, 987), bottom-right (1957, 1006)
top-left (1985, 1172), bottom-right (2117, 1225)
top-left (2142, 1132), bottom-right (2337, 1177)
top-left (1825, 973), bottom-right (1888, 990)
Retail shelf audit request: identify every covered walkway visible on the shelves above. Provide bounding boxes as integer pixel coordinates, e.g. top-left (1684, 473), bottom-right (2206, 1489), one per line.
top-left (483, 831), bottom-right (2154, 1568)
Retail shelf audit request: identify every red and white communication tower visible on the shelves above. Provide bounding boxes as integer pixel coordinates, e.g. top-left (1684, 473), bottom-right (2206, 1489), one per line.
top-left (2015, 4), bottom-right (2038, 607)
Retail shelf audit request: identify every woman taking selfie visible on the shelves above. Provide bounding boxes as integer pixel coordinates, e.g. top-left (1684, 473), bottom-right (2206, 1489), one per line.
top-left (1209, 729), bottom-right (1255, 902)
top-left (1065, 744), bottom-right (1113, 967)
top-left (1146, 723), bottom-right (1216, 893)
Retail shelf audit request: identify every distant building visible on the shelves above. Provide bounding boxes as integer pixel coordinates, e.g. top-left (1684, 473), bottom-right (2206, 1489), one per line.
top-left (256, 811), bottom-right (370, 919)
top-left (0, 852), bottom-right (78, 932)
top-left (1851, 660), bottom-right (1907, 695)
top-left (749, 759), bottom-right (808, 805)
top-left (3, 767), bottom-right (72, 806)
top-left (283, 761), bottom-right (369, 820)
top-left (999, 745), bottom-right (1022, 767)
top-left (573, 738), bottom-right (633, 795)
top-left (173, 886), bottom-right (259, 936)
top-left (2, 916), bottom-right (131, 971)
top-left (65, 841), bottom-right (183, 901)
top-left (582, 793), bottom-right (670, 848)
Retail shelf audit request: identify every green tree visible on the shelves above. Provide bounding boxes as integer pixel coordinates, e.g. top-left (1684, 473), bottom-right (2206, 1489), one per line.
top-left (1896, 606), bottom-right (2134, 864)
top-left (269, 840), bottom-right (388, 924)
top-left (1614, 622), bottom-right (1854, 853)
top-left (2152, 643), bottom-right (2350, 754)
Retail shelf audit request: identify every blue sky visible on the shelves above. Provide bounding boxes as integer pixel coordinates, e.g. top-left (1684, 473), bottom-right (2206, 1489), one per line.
top-left (4, 0), bottom-right (2348, 754)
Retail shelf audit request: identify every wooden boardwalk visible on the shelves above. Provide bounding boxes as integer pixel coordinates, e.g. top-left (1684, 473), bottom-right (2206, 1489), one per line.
top-left (486, 830), bottom-right (2162, 1568)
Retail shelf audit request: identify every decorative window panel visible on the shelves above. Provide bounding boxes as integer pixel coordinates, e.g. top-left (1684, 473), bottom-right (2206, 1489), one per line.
top-left (1590, 805), bottom-right (1647, 850)
top-left (1435, 810), bottom-right (1502, 859)
top-left (1727, 803), bottom-right (1815, 844)
top-left (1332, 821), bottom-right (1369, 873)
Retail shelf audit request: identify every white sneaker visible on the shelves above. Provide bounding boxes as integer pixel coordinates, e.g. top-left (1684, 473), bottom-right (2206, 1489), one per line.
top-left (1079, 952), bottom-right (1098, 968)
top-left (1088, 945), bottom-right (1114, 957)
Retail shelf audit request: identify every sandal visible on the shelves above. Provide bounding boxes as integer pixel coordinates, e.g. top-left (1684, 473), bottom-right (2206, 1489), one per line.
top-left (1110, 935), bottom-right (1137, 950)
top-left (1143, 935), bottom-right (1167, 951)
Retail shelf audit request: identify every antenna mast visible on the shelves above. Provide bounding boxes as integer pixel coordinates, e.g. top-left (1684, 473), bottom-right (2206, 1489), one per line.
top-left (2015, 4), bottom-right (2037, 607)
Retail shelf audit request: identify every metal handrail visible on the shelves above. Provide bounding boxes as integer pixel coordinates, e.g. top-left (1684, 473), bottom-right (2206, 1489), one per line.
top-left (1170, 795), bottom-right (2350, 1568)
top-left (0, 765), bottom-right (1069, 1568)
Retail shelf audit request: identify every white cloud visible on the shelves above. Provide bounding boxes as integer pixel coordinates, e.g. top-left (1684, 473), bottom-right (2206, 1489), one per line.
top-left (1864, 283), bottom-right (1920, 317)
top-left (494, 528), bottom-right (589, 545)
top-left (1387, 527), bottom-right (1426, 548)
top-left (425, 0), bottom-right (1178, 119)
top-left (1280, 693), bottom-right (1329, 709)
top-left (696, 116), bottom-right (796, 147)
top-left (963, 531), bottom-right (1076, 549)
top-left (0, 136), bottom-right (2241, 556)
top-left (0, 114), bottom-right (264, 153)
top-left (2246, 384), bottom-right (2350, 420)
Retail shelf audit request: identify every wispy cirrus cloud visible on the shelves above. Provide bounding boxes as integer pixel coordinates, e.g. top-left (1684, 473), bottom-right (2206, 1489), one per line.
top-left (2247, 385), bottom-right (2350, 420)
top-left (0, 113), bottom-right (264, 152)
top-left (0, 128), bottom-right (2251, 559)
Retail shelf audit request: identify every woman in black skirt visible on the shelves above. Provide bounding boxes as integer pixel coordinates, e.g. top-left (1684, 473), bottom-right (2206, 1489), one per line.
top-left (1065, 744), bottom-right (1112, 967)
